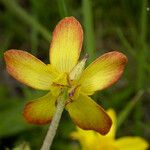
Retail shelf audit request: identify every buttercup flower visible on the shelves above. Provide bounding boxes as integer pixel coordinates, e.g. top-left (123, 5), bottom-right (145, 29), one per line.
top-left (4, 17), bottom-right (127, 135)
top-left (71, 109), bottom-right (149, 150)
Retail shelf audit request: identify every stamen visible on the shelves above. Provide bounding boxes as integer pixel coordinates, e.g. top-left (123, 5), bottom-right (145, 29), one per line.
top-left (52, 82), bottom-right (70, 88)
top-left (69, 85), bottom-right (80, 98)
top-left (65, 98), bottom-right (73, 106)
top-left (67, 74), bottom-right (71, 86)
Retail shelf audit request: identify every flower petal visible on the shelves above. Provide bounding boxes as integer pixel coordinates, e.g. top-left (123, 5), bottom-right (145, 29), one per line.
top-left (105, 109), bottom-right (117, 139)
top-left (79, 51), bottom-right (127, 95)
top-left (50, 17), bottom-right (83, 73)
top-left (66, 93), bottom-right (112, 135)
top-left (71, 127), bottom-right (102, 150)
top-left (4, 50), bottom-right (58, 90)
top-left (115, 137), bottom-right (149, 150)
top-left (23, 92), bottom-right (56, 124)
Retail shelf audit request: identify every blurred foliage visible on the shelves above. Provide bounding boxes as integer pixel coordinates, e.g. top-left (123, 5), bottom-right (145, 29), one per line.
top-left (0, 0), bottom-right (149, 149)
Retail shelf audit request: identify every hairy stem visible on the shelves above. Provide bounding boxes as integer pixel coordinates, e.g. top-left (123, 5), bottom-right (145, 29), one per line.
top-left (41, 90), bottom-right (68, 150)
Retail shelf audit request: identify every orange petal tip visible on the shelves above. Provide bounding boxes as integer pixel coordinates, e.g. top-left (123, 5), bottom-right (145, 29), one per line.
top-left (50, 16), bottom-right (83, 72)
top-left (23, 102), bottom-right (52, 125)
top-left (66, 94), bottom-right (112, 135)
top-left (73, 107), bottom-right (112, 135)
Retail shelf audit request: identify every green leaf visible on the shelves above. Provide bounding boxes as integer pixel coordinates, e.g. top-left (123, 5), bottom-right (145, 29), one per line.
top-left (0, 98), bottom-right (34, 137)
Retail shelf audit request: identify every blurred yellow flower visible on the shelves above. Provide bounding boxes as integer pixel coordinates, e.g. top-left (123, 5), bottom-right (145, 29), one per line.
top-left (71, 109), bottom-right (149, 150)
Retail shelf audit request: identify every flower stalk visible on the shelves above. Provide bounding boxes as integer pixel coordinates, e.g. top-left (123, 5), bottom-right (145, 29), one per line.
top-left (41, 89), bottom-right (68, 150)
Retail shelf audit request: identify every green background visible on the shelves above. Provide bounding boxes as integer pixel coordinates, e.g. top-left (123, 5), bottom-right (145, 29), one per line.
top-left (0, 0), bottom-right (149, 149)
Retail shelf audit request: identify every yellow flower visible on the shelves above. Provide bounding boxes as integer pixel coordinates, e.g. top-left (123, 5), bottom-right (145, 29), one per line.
top-left (4, 17), bottom-right (127, 135)
top-left (71, 109), bottom-right (149, 150)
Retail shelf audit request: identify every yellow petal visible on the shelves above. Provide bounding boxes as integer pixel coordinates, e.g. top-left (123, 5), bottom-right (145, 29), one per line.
top-left (23, 92), bottom-right (56, 124)
top-left (79, 51), bottom-right (127, 95)
top-left (71, 109), bottom-right (117, 139)
top-left (50, 17), bottom-right (83, 73)
top-left (66, 93), bottom-right (112, 135)
top-left (71, 127), bottom-right (102, 150)
top-left (115, 137), bottom-right (149, 150)
top-left (105, 109), bottom-right (117, 139)
top-left (4, 50), bottom-right (58, 90)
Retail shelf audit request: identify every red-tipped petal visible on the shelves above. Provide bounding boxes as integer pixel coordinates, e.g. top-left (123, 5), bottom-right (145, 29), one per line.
top-left (23, 92), bottom-right (56, 124)
top-left (79, 51), bottom-right (127, 95)
top-left (66, 93), bottom-right (112, 135)
top-left (50, 17), bottom-right (83, 73)
top-left (4, 50), bottom-right (58, 90)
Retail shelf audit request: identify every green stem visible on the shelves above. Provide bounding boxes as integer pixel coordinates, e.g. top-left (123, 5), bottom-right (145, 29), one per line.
top-left (41, 90), bottom-right (68, 150)
top-left (1, 0), bottom-right (51, 41)
top-left (117, 90), bottom-right (144, 129)
top-left (116, 28), bottom-right (149, 72)
top-left (134, 0), bottom-right (148, 135)
top-left (116, 28), bottom-right (136, 57)
top-left (82, 0), bottom-right (95, 62)
top-left (57, 0), bottom-right (68, 18)
top-left (136, 0), bottom-right (148, 90)
top-left (30, 0), bottom-right (39, 55)
top-left (140, 0), bottom-right (147, 46)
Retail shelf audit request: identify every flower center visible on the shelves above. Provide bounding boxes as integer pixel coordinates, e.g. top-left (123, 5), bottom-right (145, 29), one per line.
top-left (50, 55), bottom-right (88, 105)
top-left (51, 73), bottom-right (80, 105)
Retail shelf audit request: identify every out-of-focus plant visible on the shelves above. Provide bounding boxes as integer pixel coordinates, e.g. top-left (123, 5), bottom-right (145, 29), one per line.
top-left (12, 142), bottom-right (31, 150)
top-left (71, 109), bottom-right (149, 150)
top-left (4, 17), bottom-right (127, 150)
